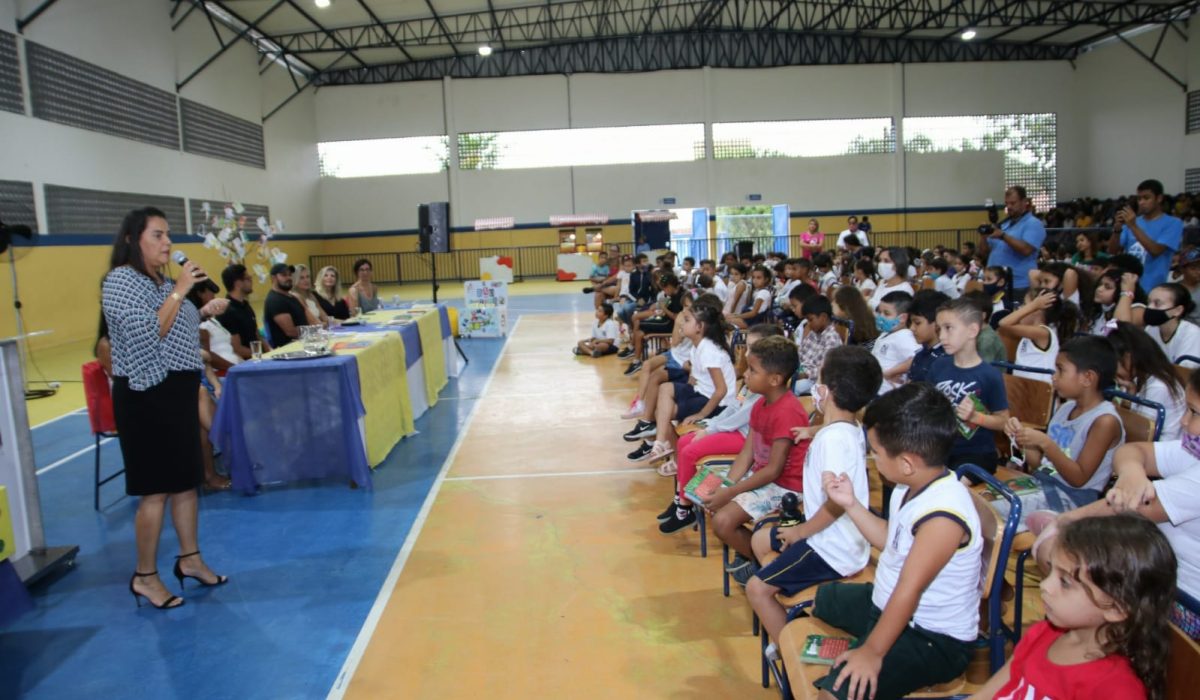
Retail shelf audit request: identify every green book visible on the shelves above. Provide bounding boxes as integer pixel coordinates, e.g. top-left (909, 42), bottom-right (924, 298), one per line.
top-left (800, 634), bottom-right (855, 665)
top-left (683, 464), bottom-right (733, 506)
top-left (956, 393), bottom-right (989, 440)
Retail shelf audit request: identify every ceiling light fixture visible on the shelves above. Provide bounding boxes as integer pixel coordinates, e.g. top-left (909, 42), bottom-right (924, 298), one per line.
top-left (478, 45), bottom-right (493, 57)
top-left (314, 0), bottom-right (331, 8)
top-left (961, 28), bottom-right (977, 41)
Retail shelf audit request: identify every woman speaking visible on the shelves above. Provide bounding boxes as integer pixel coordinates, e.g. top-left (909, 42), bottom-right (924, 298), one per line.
top-left (101, 207), bottom-right (228, 610)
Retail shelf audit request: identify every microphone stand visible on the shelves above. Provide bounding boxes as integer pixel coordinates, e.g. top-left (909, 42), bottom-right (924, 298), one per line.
top-left (6, 244), bottom-right (54, 400)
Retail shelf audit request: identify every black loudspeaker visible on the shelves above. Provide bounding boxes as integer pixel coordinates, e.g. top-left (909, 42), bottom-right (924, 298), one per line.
top-left (418, 202), bottom-right (450, 254)
top-left (735, 240), bottom-right (754, 259)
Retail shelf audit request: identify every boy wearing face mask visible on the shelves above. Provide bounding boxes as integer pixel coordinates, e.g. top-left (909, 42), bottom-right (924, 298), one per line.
top-left (871, 291), bottom-right (920, 394)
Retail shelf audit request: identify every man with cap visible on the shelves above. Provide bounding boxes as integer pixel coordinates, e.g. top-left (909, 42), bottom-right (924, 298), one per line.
top-left (1178, 246), bottom-right (1200, 325)
top-left (264, 263), bottom-right (308, 345)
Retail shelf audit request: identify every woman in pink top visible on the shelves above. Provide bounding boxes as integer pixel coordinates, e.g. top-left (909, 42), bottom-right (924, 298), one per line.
top-left (798, 218), bottom-right (824, 259)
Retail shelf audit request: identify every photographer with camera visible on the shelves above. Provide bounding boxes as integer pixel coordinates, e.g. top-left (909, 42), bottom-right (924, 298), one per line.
top-left (978, 185), bottom-right (1045, 300)
top-left (1106, 178), bottom-right (1182, 294)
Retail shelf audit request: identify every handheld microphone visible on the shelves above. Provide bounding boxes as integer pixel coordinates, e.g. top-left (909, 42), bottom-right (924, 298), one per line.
top-left (171, 251), bottom-right (220, 294)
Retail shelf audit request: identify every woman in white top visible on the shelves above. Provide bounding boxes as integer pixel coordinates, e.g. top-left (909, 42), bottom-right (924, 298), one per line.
top-left (291, 264), bottom-right (332, 328)
top-left (1143, 283), bottom-right (1200, 368)
top-left (1108, 322), bottom-right (1189, 441)
top-left (867, 247), bottom-right (915, 311)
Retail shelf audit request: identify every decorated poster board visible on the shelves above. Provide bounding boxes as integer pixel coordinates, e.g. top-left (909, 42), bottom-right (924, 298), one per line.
top-left (460, 281), bottom-right (508, 337)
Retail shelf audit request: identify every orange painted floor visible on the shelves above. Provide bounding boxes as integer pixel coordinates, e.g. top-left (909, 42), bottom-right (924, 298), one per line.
top-left (341, 313), bottom-right (777, 698)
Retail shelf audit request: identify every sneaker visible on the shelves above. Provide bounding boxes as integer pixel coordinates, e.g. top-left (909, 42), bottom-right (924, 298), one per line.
top-left (623, 419), bottom-right (656, 442)
top-left (591, 349), bottom-right (603, 358)
top-left (623, 361), bottom-right (643, 376)
top-left (582, 286), bottom-right (595, 294)
top-left (571, 347), bottom-right (583, 356)
top-left (659, 506), bottom-right (697, 534)
top-left (617, 347), bottom-right (635, 359)
top-left (724, 554), bottom-right (751, 573)
top-left (731, 561), bottom-right (760, 587)
top-left (645, 440), bottom-right (674, 462)
top-left (620, 399), bottom-right (645, 420)
top-left (657, 497), bottom-right (681, 522)
top-left (626, 441), bottom-right (653, 461)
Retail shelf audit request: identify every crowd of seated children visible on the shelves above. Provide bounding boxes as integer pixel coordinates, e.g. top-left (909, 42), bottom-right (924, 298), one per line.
top-left (623, 273), bottom-right (684, 375)
top-left (1107, 322), bottom-right (1188, 441)
top-left (928, 297), bottom-right (1011, 474)
top-left (871, 291), bottom-right (920, 394)
top-left (726, 264), bottom-right (774, 330)
top-left (1005, 336), bottom-right (1125, 519)
top-left (694, 335), bottom-right (810, 574)
top-left (657, 323), bottom-right (784, 532)
top-left (793, 295), bottom-right (843, 395)
top-left (746, 346), bottom-right (882, 655)
top-left (574, 302), bottom-right (620, 357)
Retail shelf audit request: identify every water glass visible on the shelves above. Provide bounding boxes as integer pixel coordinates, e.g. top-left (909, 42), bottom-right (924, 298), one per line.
top-left (250, 340), bottom-right (263, 361)
top-left (391, 294), bottom-right (401, 309)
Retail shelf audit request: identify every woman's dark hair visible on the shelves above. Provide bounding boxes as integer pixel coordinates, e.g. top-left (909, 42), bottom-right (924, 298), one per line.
top-left (1041, 261), bottom-right (1095, 320)
top-left (1059, 336), bottom-right (1117, 390)
top-left (1056, 514), bottom-right (1176, 700)
top-left (833, 285), bottom-right (879, 345)
top-left (1106, 322), bottom-right (1185, 402)
top-left (1044, 298), bottom-right (1081, 346)
top-left (109, 206), bottom-right (168, 278)
top-left (689, 303), bottom-right (734, 361)
top-left (353, 258), bottom-right (372, 274)
top-left (863, 382), bottom-right (956, 465)
top-left (882, 246), bottom-right (909, 279)
top-left (184, 284), bottom-right (211, 310)
top-left (1152, 282), bottom-right (1198, 319)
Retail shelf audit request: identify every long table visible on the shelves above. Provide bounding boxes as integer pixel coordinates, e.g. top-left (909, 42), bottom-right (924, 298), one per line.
top-left (210, 305), bottom-right (457, 493)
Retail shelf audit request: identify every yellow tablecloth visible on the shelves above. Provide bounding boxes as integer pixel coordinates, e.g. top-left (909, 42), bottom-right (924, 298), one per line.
top-left (267, 333), bottom-right (413, 467)
top-left (363, 307), bottom-right (448, 407)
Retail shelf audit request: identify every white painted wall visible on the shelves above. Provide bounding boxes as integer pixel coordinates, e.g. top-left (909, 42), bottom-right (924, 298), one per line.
top-left (0, 0), bottom-right (320, 233)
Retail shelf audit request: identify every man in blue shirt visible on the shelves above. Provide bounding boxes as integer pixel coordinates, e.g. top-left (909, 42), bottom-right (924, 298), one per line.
top-left (979, 185), bottom-right (1045, 296)
top-left (1107, 178), bottom-right (1183, 293)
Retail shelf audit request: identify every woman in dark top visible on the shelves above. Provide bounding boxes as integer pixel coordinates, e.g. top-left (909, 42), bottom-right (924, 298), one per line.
top-left (100, 207), bottom-right (229, 610)
top-left (315, 264), bottom-right (351, 320)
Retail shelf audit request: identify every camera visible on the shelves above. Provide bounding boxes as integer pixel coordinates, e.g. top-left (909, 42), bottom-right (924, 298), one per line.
top-left (977, 224), bottom-right (994, 235)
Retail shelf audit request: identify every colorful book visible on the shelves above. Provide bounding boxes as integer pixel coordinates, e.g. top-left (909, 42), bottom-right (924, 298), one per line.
top-left (956, 393), bottom-right (989, 440)
top-left (683, 464), bottom-right (733, 505)
top-left (800, 634), bottom-right (855, 665)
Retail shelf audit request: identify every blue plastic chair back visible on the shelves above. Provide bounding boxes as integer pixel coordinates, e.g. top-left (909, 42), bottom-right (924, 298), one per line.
top-left (1104, 388), bottom-right (1166, 441)
top-left (990, 360), bottom-right (1054, 376)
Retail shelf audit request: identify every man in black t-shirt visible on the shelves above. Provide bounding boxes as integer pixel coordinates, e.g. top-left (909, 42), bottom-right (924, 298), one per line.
top-left (217, 263), bottom-right (268, 358)
top-left (263, 263), bottom-right (308, 346)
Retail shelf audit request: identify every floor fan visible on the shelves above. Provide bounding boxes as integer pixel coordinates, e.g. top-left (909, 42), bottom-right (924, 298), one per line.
top-left (0, 218), bottom-right (54, 400)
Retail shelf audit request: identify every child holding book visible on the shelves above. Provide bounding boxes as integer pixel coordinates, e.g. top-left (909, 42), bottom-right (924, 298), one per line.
top-left (697, 335), bottom-right (810, 567)
top-left (927, 297), bottom-right (1010, 474)
top-left (1006, 336), bottom-right (1125, 515)
top-left (811, 383), bottom-right (983, 699)
top-left (573, 302), bottom-right (620, 357)
top-left (871, 290), bottom-right (920, 394)
top-left (746, 346), bottom-right (882, 649)
top-left (971, 514), bottom-right (1175, 700)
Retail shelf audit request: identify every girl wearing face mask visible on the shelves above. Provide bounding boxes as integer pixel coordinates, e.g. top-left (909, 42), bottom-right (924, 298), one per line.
top-left (867, 246), bottom-right (915, 311)
top-left (1142, 283), bottom-right (1200, 368)
top-left (982, 265), bottom-right (1009, 317)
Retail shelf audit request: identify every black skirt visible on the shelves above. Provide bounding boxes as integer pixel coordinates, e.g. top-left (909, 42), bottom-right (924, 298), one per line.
top-left (111, 371), bottom-right (204, 496)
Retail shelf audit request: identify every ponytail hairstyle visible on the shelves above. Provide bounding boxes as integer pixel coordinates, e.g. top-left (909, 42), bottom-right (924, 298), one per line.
top-left (1056, 514), bottom-right (1176, 700)
top-left (689, 302), bottom-right (734, 362)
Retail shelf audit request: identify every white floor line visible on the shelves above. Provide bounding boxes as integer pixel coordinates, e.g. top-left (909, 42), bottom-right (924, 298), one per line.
top-left (327, 316), bottom-right (524, 700)
top-left (444, 467), bottom-right (657, 482)
top-left (437, 387), bottom-right (630, 401)
top-left (31, 406), bottom-right (87, 430)
top-left (36, 438), bottom-right (113, 476)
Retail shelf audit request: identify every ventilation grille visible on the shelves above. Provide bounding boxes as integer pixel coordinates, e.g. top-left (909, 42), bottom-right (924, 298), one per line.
top-left (188, 200), bottom-right (271, 235)
top-left (26, 42), bottom-right (179, 149)
top-left (1189, 91), bottom-right (1200, 134)
top-left (0, 31), bottom-right (22, 115)
top-left (0, 180), bottom-right (37, 233)
top-left (1186, 168), bottom-right (1200, 195)
top-left (44, 185), bottom-right (186, 234)
top-left (181, 99), bottom-right (266, 168)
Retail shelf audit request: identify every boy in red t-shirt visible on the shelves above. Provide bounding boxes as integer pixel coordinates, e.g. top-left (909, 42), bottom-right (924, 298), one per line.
top-left (699, 335), bottom-right (809, 577)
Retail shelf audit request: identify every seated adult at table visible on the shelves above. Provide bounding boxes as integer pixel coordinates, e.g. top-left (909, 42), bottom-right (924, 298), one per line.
top-left (264, 263), bottom-right (307, 345)
top-left (217, 263), bottom-right (269, 359)
top-left (291, 264), bottom-right (331, 328)
top-left (315, 264), bottom-right (351, 320)
top-left (347, 258), bottom-right (381, 315)
top-left (186, 285), bottom-right (239, 371)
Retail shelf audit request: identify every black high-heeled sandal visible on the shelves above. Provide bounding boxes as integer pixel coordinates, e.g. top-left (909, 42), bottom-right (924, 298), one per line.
top-left (173, 551), bottom-right (229, 589)
top-left (129, 571), bottom-right (184, 609)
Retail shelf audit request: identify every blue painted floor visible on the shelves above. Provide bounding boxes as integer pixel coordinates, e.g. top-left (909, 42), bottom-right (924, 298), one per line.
top-left (0, 293), bottom-right (589, 700)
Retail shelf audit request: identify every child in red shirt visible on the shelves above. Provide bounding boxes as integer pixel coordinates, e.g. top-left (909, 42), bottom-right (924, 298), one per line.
top-left (972, 513), bottom-right (1175, 700)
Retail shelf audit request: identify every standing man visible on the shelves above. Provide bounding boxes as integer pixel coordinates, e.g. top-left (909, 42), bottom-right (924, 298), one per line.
top-left (979, 185), bottom-right (1045, 297)
top-left (217, 263), bottom-right (269, 359)
top-left (836, 215), bottom-right (870, 249)
top-left (264, 263), bottom-right (308, 345)
top-left (1107, 178), bottom-right (1183, 293)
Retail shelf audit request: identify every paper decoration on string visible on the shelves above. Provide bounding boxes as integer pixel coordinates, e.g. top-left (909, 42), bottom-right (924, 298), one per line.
top-left (194, 201), bottom-right (285, 283)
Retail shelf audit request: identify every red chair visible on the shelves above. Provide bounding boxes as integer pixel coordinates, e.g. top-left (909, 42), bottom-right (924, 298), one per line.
top-left (81, 361), bottom-right (122, 510)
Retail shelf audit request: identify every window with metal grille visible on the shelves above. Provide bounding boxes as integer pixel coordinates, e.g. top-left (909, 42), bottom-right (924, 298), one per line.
top-left (317, 136), bottom-right (448, 178)
top-left (1185, 168), bottom-right (1200, 195)
top-left (26, 42), bottom-right (179, 150)
top-left (711, 118), bottom-right (895, 159)
top-left (1188, 92), bottom-right (1200, 134)
top-left (44, 185), bottom-right (186, 234)
top-left (188, 200), bottom-right (271, 235)
top-left (457, 124), bottom-right (705, 170)
top-left (181, 99), bottom-right (266, 169)
top-left (0, 31), bottom-right (22, 115)
top-left (903, 114), bottom-right (1057, 210)
top-left (0, 180), bottom-right (37, 233)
